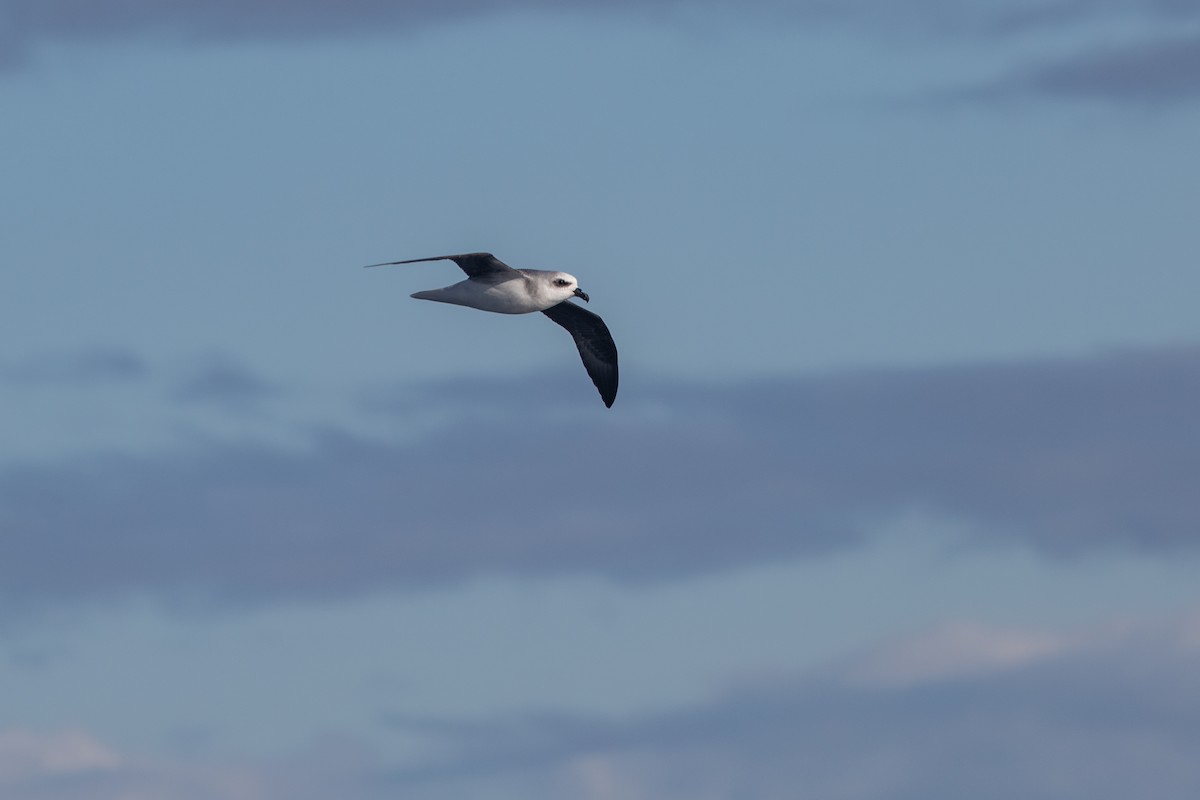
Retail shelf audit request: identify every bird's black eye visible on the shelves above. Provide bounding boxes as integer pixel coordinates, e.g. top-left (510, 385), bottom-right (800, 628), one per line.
top-left (555, 278), bottom-right (569, 286)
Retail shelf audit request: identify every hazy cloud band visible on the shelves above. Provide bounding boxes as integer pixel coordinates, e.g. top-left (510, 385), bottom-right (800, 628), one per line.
top-left (2, 344), bottom-right (1198, 611)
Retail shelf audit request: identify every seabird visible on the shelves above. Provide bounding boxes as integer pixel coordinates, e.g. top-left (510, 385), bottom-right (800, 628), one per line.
top-left (366, 252), bottom-right (618, 407)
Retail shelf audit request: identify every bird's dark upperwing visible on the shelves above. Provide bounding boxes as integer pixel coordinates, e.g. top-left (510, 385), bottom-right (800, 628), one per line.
top-left (363, 252), bottom-right (516, 279)
top-left (542, 301), bottom-right (619, 408)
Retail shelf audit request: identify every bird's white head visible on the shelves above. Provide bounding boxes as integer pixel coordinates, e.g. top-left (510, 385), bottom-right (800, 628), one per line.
top-left (545, 271), bottom-right (590, 304)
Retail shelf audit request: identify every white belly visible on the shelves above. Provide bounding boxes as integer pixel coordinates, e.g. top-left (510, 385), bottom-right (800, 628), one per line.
top-left (411, 277), bottom-right (550, 314)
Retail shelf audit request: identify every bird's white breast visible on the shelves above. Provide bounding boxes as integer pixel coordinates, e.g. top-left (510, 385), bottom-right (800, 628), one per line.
top-left (413, 276), bottom-right (555, 314)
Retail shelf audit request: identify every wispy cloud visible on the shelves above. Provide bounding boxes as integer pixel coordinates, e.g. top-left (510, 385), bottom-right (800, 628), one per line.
top-left (2, 0), bottom-right (1196, 52)
top-left (0, 728), bottom-right (121, 783)
top-left (7, 0), bottom-right (1200, 106)
top-left (1024, 33), bottom-right (1200, 103)
top-left (0, 348), bottom-right (148, 387)
top-left (957, 32), bottom-right (1200, 105)
top-left (2, 344), bottom-right (1198, 612)
top-left (8, 613), bottom-right (1199, 799)
top-left (982, 0), bottom-right (1200, 34)
top-left (169, 357), bottom-right (280, 408)
top-left (0, 727), bottom-right (373, 800)
top-left (832, 619), bottom-right (1074, 688)
top-left (380, 613), bottom-right (1200, 800)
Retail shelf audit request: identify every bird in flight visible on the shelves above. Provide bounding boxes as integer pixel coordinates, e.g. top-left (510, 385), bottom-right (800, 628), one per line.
top-left (366, 252), bottom-right (618, 407)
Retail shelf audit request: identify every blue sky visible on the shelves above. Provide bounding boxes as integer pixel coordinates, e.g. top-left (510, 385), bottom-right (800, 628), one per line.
top-left (3, 1), bottom-right (1200, 797)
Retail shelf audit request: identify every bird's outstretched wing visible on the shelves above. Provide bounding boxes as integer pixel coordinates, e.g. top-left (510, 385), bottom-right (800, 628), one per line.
top-left (364, 252), bottom-right (516, 279)
top-left (542, 301), bottom-right (619, 408)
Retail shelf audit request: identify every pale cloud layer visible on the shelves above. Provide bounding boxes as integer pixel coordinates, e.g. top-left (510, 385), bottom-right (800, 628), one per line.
top-left (0, 349), bottom-right (147, 387)
top-left (0, 729), bottom-right (121, 784)
top-left (833, 619), bottom-right (1073, 688)
top-left (6, 613), bottom-right (1200, 799)
top-left (169, 357), bottom-right (280, 407)
top-left (3, 0), bottom-right (1196, 41)
top-left (379, 612), bottom-right (1200, 800)
top-left (2, 344), bottom-right (1198, 612)
top-left (960, 32), bottom-right (1200, 104)
top-left (4, 1), bottom-right (1200, 103)
top-left (1033, 33), bottom-right (1200, 102)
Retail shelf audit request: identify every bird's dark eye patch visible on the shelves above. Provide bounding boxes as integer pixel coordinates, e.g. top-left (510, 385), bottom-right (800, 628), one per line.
top-left (555, 278), bottom-right (570, 286)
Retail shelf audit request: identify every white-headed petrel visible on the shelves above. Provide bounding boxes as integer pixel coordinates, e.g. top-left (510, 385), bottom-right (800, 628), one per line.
top-left (366, 252), bottom-right (618, 407)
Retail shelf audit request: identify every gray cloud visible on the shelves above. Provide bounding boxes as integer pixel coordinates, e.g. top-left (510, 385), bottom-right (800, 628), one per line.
top-left (2, 0), bottom-right (1196, 53)
top-left (170, 357), bottom-right (279, 407)
top-left (956, 32), bottom-right (1200, 105)
top-left (983, 0), bottom-right (1200, 34)
top-left (2, 0), bottom-right (674, 60)
top-left (1025, 33), bottom-right (1200, 103)
top-left (0, 349), bottom-right (280, 405)
top-left (0, 0), bottom-right (471, 68)
top-left (0, 348), bottom-right (148, 386)
top-left (374, 615), bottom-right (1200, 800)
top-left (6, 615), bottom-right (1198, 799)
top-left (1, 344), bottom-right (1198, 611)
top-left (0, 728), bottom-right (381, 800)
top-left (7, 0), bottom-right (1200, 107)
top-left (3, 0), bottom-right (508, 41)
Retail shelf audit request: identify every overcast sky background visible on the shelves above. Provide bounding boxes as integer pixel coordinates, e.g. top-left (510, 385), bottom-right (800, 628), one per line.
top-left (3, 1), bottom-right (1200, 798)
